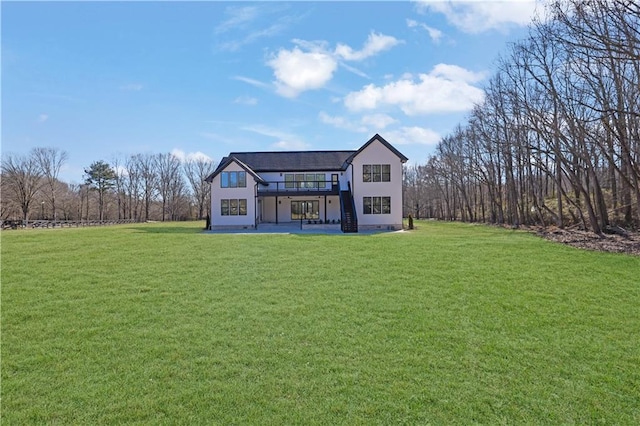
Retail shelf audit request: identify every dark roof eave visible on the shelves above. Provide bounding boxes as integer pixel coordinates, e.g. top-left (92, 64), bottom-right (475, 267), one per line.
top-left (205, 156), bottom-right (266, 184)
top-left (346, 133), bottom-right (409, 164)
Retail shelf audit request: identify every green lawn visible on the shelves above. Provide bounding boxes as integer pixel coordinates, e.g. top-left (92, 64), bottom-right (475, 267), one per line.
top-left (2, 221), bottom-right (639, 424)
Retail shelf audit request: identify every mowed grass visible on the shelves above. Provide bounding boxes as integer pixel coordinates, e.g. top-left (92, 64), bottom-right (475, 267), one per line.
top-left (2, 221), bottom-right (639, 424)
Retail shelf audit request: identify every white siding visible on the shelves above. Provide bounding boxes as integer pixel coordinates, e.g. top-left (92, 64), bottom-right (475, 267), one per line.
top-left (348, 138), bottom-right (404, 229)
top-left (210, 162), bottom-right (256, 229)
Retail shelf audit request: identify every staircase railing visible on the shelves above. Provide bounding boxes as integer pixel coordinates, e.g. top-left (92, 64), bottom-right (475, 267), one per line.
top-left (339, 182), bottom-right (358, 233)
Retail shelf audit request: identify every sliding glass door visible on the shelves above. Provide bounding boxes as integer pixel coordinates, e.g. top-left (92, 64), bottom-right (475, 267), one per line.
top-left (291, 200), bottom-right (319, 220)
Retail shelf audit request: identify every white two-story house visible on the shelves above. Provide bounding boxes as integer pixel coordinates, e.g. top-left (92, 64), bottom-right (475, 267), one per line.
top-left (205, 134), bottom-right (408, 232)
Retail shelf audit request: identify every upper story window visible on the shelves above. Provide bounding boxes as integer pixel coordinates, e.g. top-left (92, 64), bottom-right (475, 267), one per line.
top-left (284, 173), bottom-right (326, 189)
top-left (363, 164), bottom-right (391, 182)
top-left (220, 171), bottom-right (247, 188)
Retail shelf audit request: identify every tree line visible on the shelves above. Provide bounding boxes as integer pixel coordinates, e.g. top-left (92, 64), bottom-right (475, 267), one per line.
top-left (404, 0), bottom-right (639, 234)
top-left (1, 147), bottom-right (215, 223)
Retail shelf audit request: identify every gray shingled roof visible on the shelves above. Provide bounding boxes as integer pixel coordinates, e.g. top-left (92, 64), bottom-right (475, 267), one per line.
top-left (217, 150), bottom-right (356, 174)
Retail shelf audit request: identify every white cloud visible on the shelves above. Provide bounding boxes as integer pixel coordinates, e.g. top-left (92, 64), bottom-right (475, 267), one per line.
top-left (361, 113), bottom-right (398, 130)
top-left (234, 95), bottom-right (258, 106)
top-left (343, 63), bottom-right (486, 115)
top-left (267, 47), bottom-right (338, 98)
top-left (215, 6), bottom-right (259, 34)
top-left (214, 5), bottom-right (303, 51)
top-left (384, 126), bottom-right (441, 145)
top-left (431, 63), bottom-right (486, 83)
top-left (114, 165), bottom-right (129, 177)
top-left (339, 62), bottom-right (370, 79)
top-left (171, 149), bottom-right (213, 163)
top-left (415, 0), bottom-right (539, 34)
top-left (232, 76), bottom-right (270, 89)
top-left (407, 19), bottom-right (444, 43)
top-left (335, 32), bottom-right (402, 61)
top-left (242, 124), bottom-right (293, 140)
top-left (267, 32), bottom-right (401, 98)
top-left (319, 112), bottom-right (367, 133)
top-left (241, 125), bottom-right (310, 150)
top-left (270, 139), bottom-right (311, 150)
top-left (319, 112), bottom-right (397, 133)
top-left (37, 113), bottom-right (49, 123)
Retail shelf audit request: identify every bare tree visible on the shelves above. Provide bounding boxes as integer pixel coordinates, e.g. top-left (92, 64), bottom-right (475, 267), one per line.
top-left (33, 147), bottom-right (68, 221)
top-left (184, 156), bottom-right (215, 220)
top-left (155, 153), bottom-right (184, 221)
top-left (134, 153), bottom-right (157, 221)
top-left (1, 151), bottom-right (44, 222)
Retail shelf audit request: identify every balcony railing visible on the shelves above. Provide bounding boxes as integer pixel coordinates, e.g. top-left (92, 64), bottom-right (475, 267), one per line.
top-left (258, 180), bottom-right (339, 195)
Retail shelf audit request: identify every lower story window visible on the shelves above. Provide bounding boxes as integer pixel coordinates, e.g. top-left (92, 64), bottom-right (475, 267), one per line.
top-left (221, 199), bottom-right (247, 216)
top-left (363, 196), bottom-right (391, 214)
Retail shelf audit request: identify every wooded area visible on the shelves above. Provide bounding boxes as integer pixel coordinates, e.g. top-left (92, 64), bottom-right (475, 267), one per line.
top-left (1, 148), bottom-right (214, 223)
top-left (403, 0), bottom-right (639, 234)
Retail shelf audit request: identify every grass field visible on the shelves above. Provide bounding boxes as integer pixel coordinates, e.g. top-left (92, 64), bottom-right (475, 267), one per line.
top-left (2, 220), bottom-right (639, 424)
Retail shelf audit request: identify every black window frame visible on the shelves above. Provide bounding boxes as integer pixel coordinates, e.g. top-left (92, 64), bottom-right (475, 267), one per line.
top-left (220, 171), bottom-right (247, 188)
top-left (221, 199), bottom-right (248, 216)
top-left (362, 196), bottom-right (391, 214)
top-left (363, 164), bottom-right (391, 183)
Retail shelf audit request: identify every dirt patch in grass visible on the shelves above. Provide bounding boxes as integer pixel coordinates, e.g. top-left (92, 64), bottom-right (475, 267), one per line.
top-left (533, 226), bottom-right (640, 256)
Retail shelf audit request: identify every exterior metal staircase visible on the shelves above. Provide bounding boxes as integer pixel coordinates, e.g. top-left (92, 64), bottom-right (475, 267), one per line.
top-left (339, 183), bottom-right (358, 233)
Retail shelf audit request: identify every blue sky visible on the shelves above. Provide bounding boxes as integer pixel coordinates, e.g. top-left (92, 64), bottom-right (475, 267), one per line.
top-left (2, 1), bottom-right (542, 184)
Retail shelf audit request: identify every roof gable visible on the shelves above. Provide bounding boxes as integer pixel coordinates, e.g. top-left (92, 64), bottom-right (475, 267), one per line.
top-left (205, 156), bottom-right (266, 184)
top-left (347, 134), bottom-right (408, 164)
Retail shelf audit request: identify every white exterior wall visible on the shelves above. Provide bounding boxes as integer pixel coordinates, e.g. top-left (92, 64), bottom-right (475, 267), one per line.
top-left (210, 162), bottom-right (256, 229)
top-left (349, 138), bottom-right (404, 229)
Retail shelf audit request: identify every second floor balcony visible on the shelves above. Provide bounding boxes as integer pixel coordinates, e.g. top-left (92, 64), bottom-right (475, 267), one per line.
top-left (257, 180), bottom-right (339, 196)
